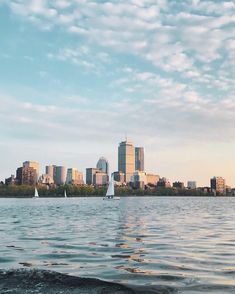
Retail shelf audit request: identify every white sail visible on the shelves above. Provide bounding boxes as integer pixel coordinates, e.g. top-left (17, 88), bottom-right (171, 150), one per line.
top-left (34, 187), bottom-right (39, 198)
top-left (64, 189), bottom-right (67, 198)
top-left (106, 175), bottom-right (114, 196)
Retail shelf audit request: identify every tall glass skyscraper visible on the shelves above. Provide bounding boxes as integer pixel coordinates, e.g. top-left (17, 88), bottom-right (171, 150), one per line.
top-left (135, 147), bottom-right (144, 171)
top-left (96, 157), bottom-right (109, 175)
top-left (118, 140), bottom-right (135, 183)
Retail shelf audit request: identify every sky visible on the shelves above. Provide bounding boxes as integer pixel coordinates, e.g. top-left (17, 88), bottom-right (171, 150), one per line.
top-left (0, 0), bottom-right (235, 187)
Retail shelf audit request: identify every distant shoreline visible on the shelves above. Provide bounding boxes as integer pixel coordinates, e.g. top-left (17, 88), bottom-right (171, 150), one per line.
top-left (0, 195), bottom-right (234, 198)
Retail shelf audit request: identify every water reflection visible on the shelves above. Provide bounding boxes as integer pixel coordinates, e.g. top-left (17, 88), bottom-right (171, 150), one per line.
top-left (0, 197), bottom-right (235, 292)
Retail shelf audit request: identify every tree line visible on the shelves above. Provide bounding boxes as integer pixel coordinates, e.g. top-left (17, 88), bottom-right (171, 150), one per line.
top-left (0, 184), bottom-right (211, 197)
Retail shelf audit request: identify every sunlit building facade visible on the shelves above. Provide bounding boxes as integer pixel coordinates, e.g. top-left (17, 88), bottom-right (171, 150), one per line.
top-left (131, 171), bottom-right (147, 189)
top-left (118, 140), bottom-right (135, 183)
top-left (93, 171), bottom-right (108, 186)
top-left (146, 174), bottom-right (160, 186)
top-left (210, 176), bottom-right (226, 195)
top-left (54, 166), bottom-right (66, 185)
top-left (66, 168), bottom-right (84, 185)
top-left (23, 161), bottom-right (40, 181)
top-left (45, 165), bottom-right (55, 179)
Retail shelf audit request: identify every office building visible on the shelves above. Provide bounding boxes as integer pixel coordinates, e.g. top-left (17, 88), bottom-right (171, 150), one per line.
top-left (5, 175), bottom-right (16, 185)
top-left (16, 166), bottom-right (37, 185)
top-left (86, 168), bottom-right (100, 185)
top-left (54, 166), bottom-right (66, 185)
top-left (96, 157), bottom-right (109, 175)
top-left (157, 177), bottom-right (171, 188)
top-left (131, 171), bottom-right (147, 189)
top-left (187, 181), bottom-right (197, 189)
top-left (66, 168), bottom-right (84, 185)
top-left (135, 147), bottom-right (144, 171)
top-left (23, 161), bottom-right (40, 180)
top-left (210, 176), bottom-right (226, 195)
top-left (173, 181), bottom-right (185, 189)
top-left (38, 174), bottom-right (54, 185)
top-left (146, 174), bottom-right (160, 186)
top-left (45, 165), bottom-right (54, 179)
top-left (93, 171), bottom-right (108, 186)
top-left (118, 140), bottom-right (135, 183)
top-left (113, 171), bottom-right (125, 184)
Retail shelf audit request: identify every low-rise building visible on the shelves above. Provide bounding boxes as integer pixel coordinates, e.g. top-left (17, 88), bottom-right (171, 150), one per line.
top-left (5, 175), bottom-right (16, 185)
top-left (93, 171), bottom-right (108, 186)
top-left (38, 174), bottom-right (54, 185)
top-left (157, 177), bottom-right (171, 188)
top-left (131, 171), bottom-right (147, 189)
top-left (146, 174), bottom-right (160, 186)
top-left (173, 181), bottom-right (185, 189)
top-left (187, 181), bottom-right (197, 189)
top-left (113, 171), bottom-right (125, 184)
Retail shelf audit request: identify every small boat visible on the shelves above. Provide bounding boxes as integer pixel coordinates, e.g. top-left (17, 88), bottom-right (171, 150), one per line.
top-left (103, 174), bottom-right (120, 200)
top-left (64, 189), bottom-right (67, 198)
top-left (33, 187), bottom-right (39, 198)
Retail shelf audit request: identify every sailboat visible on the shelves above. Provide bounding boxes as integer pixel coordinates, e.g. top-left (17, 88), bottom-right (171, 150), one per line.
top-left (64, 189), bottom-right (67, 198)
top-left (33, 187), bottom-right (39, 198)
top-left (103, 174), bottom-right (120, 200)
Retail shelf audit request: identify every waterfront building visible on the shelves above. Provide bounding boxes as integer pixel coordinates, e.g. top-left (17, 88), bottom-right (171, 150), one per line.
top-left (66, 168), bottom-right (84, 185)
top-left (118, 140), bottom-right (135, 183)
top-left (16, 167), bottom-right (23, 184)
top-left (113, 171), bottom-right (125, 184)
top-left (96, 157), bottom-right (109, 175)
top-left (54, 166), bottom-right (66, 185)
top-left (135, 147), bottom-right (144, 171)
top-left (5, 175), bottom-right (16, 185)
top-left (23, 161), bottom-right (40, 180)
top-left (157, 177), bottom-right (171, 188)
top-left (16, 166), bottom-right (37, 185)
top-left (210, 176), bottom-right (226, 195)
top-left (131, 171), bottom-right (147, 189)
top-left (86, 168), bottom-right (100, 185)
top-left (173, 181), bottom-right (185, 189)
top-left (146, 174), bottom-right (160, 186)
top-left (45, 165), bottom-right (55, 179)
top-left (38, 174), bottom-right (54, 185)
top-left (187, 181), bottom-right (197, 189)
top-left (93, 171), bottom-right (108, 186)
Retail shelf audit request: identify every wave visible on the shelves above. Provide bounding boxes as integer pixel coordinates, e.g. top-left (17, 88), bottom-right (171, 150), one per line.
top-left (0, 269), bottom-right (175, 293)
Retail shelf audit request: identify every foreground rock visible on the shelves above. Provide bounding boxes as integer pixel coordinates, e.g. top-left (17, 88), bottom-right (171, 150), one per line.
top-left (0, 269), bottom-right (174, 293)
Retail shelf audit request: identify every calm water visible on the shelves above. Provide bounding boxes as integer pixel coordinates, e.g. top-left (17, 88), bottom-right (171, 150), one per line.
top-left (1, 196), bottom-right (235, 293)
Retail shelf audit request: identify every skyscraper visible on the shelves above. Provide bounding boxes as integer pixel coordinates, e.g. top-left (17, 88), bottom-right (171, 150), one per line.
top-left (23, 161), bottom-right (40, 180)
top-left (118, 140), bottom-right (135, 183)
top-left (54, 166), bottom-right (66, 185)
top-left (96, 157), bottom-right (109, 175)
top-left (16, 166), bottom-right (37, 185)
top-left (135, 147), bottom-right (144, 171)
top-left (45, 165), bottom-right (54, 179)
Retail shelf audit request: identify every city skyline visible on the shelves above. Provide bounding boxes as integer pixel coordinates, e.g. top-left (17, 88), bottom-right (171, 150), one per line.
top-left (1, 140), bottom-right (231, 189)
top-left (1, 1), bottom-right (235, 186)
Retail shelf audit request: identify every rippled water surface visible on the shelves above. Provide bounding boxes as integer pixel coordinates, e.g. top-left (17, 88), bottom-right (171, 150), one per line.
top-left (1, 196), bottom-right (235, 292)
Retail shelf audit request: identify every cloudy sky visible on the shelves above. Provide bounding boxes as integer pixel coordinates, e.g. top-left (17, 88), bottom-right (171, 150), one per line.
top-left (1, 0), bottom-right (235, 186)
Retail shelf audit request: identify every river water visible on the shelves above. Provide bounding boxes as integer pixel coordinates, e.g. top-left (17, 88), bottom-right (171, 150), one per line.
top-left (0, 196), bottom-right (235, 293)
